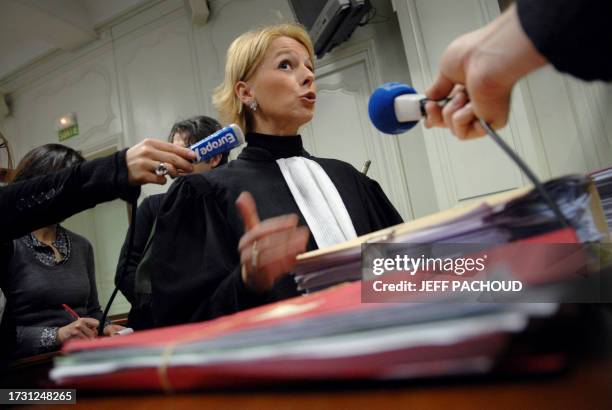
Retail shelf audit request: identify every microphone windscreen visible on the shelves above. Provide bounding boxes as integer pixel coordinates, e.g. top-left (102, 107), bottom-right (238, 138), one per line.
top-left (368, 82), bottom-right (419, 134)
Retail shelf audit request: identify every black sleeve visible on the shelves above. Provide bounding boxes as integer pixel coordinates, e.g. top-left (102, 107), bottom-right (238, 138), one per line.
top-left (114, 196), bottom-right (160, 304)
top-left (0, 150), bottom-right (140, 241)
top-left (14, 325), bottom-right (59, 358)
top-left (361, 174), bottom-right (404, 229)
top-left (145, 176), bottom-right (261, 327)
top-left (517, 0), bottom-right (612, 81)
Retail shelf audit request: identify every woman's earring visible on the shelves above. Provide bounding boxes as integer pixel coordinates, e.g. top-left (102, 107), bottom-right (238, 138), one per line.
top-left (248, 100), bottom-right (258, 111)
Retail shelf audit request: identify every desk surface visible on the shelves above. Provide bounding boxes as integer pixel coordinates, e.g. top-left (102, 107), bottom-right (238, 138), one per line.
top-left (20, 358), bottom-right (612, 410)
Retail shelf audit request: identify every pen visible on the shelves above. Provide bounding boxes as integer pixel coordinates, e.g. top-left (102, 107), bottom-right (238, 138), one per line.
top-left (62, 304), bottom-right (80, 320)
top-left (361, 160), bottom-right (371, 176)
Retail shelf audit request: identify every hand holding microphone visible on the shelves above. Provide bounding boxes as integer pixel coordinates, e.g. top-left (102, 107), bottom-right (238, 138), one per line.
top-left (422, 3), bottom-right (546, 139)
top-left (368, 80), bottom-right (569, 227)
top-left (189, 124), bottom-right (244, 163)
top-left (125, 139), bottom-right (197, 185)
top-left (125, 124), bottom-right (245, 186)
top-left (101, 124), bottom-right (245, 331)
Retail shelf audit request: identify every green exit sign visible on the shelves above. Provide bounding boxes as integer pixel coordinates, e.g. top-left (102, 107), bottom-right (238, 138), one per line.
top-left (58, 124), bottom-right (79, 141)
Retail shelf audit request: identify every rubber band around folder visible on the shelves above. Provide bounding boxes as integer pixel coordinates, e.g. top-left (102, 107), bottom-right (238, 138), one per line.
top-left (156, 319), bottom-right (241, 392)
top-left (158, 344), bottom-right (176, 393)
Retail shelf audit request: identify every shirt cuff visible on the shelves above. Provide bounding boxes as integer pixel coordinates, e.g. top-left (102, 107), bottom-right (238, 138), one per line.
top-left (40, 327), bottom-right (60, 351)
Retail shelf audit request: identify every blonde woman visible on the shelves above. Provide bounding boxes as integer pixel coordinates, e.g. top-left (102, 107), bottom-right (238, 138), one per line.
top-left (144, 23), bottom-right (402, 326)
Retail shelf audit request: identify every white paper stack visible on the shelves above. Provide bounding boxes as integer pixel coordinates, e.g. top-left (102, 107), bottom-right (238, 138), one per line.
top-left (590, 167), bottom-right (612, 233)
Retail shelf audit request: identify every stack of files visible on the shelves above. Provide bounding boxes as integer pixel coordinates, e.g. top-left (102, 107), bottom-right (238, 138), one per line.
top-left (50, 282), bottom-right (561, 391)
top-left (589, 167), bottom-right (612, 233)
top-left (294, 175), bottom-right (607, 293)
top-left (49, 175), bottom-right (609, 392)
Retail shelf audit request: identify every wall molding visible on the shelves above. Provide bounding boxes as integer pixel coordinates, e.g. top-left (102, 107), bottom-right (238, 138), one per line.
top-left (1, 36), bottom-right (114, 95)
top-left (114, 11), bottom-right (197, 147)
top-left (400, 0), bottom-right (456, 209)
top-left (73, 133), bottom-right (122, 159)
top-left (33, 65), bottom-right (117, 145)
top-left (0, 0), bottom-right (184, 93)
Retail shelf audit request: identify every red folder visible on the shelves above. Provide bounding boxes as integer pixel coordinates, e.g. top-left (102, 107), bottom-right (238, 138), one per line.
top-left (54, 228), bottom-right (584, 391)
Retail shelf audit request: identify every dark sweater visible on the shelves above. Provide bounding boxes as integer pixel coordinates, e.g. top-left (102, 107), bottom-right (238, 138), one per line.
top-left (115, 194), bottom-right (165, 330)
top-left (6, 228), bottom-right (102, 358)
top-left (517, 0), bottom-right (612, 81)
top-left (0, 150), bottom-right (138, 364)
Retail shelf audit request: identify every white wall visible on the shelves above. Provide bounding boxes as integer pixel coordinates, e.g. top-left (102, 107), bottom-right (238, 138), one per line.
top-left (521, 69), bottom-right (612, 177)
top-left (62, 199), bottom-right (131, 315)
top-left (392, 0), bottom-right (612, 209)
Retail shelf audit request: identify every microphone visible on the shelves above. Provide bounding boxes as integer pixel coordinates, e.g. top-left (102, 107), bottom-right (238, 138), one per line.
top-left (99, 124), bottom-right (246, 335)
top-left (190, 123), bottom-right (245, 162)
top-left (368, 82), bottom-right (450, 135)
top-left (367, 82), bottom-right (569, 227)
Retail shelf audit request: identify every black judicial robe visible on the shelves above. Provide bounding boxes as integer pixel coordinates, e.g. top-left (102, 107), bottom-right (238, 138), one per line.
top-left (145, 133), bottom-right (403, 326)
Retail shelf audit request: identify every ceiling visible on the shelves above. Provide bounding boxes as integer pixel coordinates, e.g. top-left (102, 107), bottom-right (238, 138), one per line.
top-left (0, 0), bottom-right (149, 81)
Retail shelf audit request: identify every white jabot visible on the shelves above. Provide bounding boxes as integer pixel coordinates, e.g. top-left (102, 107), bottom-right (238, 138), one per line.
top-left (276, 157), bottom-right (357, 249)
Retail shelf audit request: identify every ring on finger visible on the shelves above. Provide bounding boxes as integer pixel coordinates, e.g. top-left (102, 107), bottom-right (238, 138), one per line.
top-left (155, 162), bottom-right (169, 176)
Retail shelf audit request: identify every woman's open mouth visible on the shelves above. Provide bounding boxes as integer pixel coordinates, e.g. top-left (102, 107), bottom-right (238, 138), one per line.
top-left (300, 91), bottom-right (317, 104)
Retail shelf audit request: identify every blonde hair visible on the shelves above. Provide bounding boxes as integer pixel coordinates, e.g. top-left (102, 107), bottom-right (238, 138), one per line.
top-left (212, 23), bottom-right (315, 133)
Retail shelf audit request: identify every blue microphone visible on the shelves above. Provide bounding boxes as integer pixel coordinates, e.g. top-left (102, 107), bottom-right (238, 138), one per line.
top-left (367, 81), bottom-right (569, 227)
top-left (190, 123), bottom-right (245, 162)
top-left (368, 82), bottom-right (430, 134)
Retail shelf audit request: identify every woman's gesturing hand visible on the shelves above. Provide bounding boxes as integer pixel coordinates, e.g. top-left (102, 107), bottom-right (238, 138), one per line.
top-left (125, 138), bottom-right (197, 185)
top-left (235, 191), bottom-right (310, 292)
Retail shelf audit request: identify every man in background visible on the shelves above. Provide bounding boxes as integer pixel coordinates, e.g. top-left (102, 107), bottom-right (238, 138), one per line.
top-left (115, 116), bottom-right (228, 330)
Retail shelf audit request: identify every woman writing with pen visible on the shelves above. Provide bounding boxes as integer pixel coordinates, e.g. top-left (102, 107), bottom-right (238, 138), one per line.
top-left (0, 135), bottom-right (196, 365)
top-left (3, 145), bottom-right (124, 358)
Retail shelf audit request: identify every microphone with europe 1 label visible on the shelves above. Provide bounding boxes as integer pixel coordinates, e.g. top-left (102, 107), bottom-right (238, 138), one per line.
top-left (100, 123), bottom-right (245, 335)
top-left (190, 123), bottom-right (245, 163)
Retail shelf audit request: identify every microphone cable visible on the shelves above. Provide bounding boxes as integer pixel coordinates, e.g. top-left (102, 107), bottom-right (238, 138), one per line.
top-left (477, 119), bottom-right (569, 228)
top-left (419, 97), bottom-right (570, 228)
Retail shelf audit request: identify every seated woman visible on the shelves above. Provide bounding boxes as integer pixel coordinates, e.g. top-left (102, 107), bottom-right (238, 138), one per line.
top-left (4, 144), bottom-right (123, 358)
top-left (143, 23), bottom-right (403, 327)
top-left (115, 115), bottom-right (227, 330)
